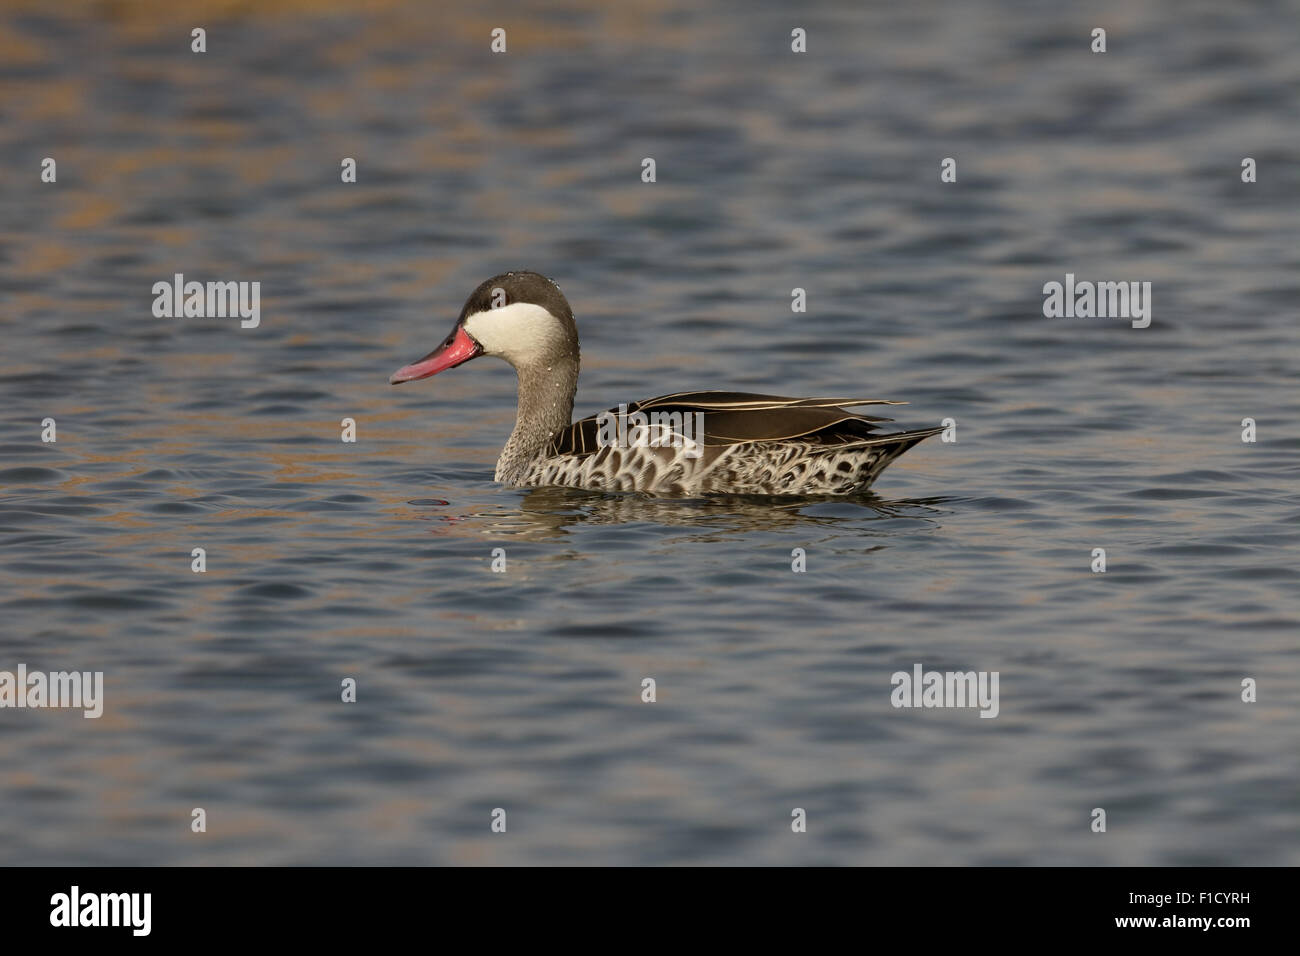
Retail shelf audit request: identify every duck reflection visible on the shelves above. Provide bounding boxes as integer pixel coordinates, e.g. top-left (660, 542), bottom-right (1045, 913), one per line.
top-left (458, 485), bottom-right (953, 541)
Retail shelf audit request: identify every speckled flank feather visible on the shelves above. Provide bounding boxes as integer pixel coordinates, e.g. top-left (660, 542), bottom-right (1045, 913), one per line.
top-left (519, 426), bottom-right (943, 495)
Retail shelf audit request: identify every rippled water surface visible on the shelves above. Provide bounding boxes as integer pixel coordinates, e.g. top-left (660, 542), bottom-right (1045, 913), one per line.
top-left (1, 0), bottom-right (1297, 865)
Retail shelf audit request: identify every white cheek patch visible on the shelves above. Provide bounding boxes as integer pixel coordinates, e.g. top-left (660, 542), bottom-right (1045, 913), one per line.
top-left (463, 302), bottom-right (564, 365)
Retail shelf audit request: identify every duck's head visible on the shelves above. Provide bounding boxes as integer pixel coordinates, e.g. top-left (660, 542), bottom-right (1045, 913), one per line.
top-left (390, 271), bottom-right (579, 385)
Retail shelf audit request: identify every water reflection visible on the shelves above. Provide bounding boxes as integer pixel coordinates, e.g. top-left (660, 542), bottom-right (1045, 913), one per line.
top-left (452, 485), bottom-right (951, 539)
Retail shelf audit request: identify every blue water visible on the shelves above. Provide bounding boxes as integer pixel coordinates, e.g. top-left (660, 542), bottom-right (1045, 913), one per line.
top-left (1, 0), bottom-right (1297, 865)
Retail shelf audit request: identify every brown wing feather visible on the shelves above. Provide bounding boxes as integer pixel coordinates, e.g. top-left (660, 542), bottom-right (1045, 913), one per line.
top-left (547, 391), bottom-right (926, 459)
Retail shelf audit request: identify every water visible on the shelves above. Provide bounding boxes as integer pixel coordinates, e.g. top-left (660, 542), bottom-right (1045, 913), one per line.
top-left (1, 0), bottom-right (1297, 865)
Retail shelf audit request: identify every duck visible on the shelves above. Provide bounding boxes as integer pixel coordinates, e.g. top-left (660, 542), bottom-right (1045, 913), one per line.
top-left (389, 271), bottom-right (942, 496)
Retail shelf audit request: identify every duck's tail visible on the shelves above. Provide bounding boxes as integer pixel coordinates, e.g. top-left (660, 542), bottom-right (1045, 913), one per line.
top-left (838, 424), bottom-right (945, 451)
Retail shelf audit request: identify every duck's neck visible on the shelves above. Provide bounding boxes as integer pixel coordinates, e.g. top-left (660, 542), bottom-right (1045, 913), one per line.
top-left (495, 355), bottom-right (580, 484)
